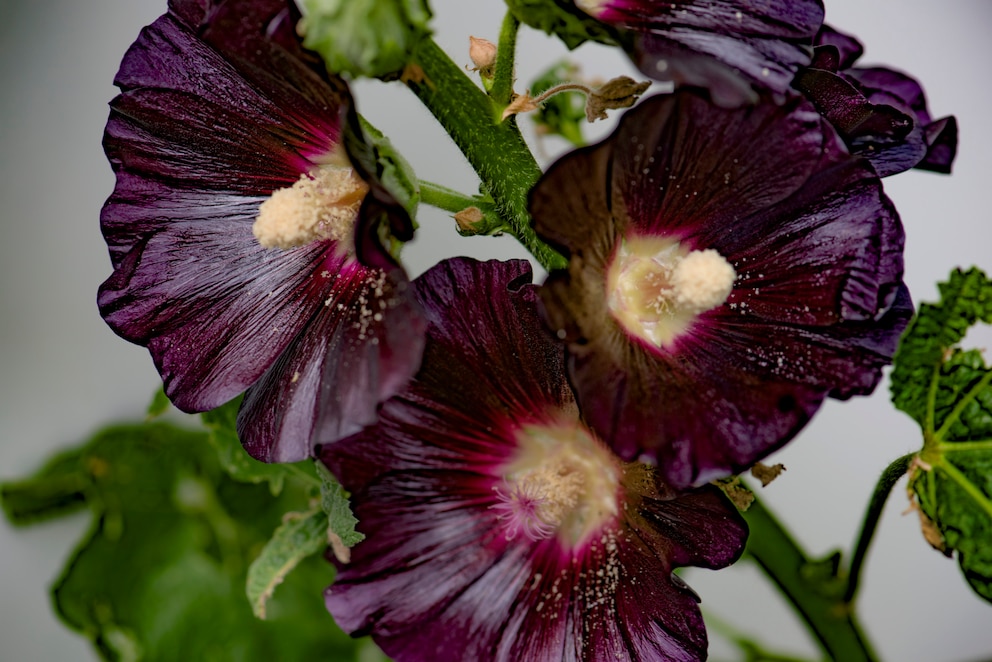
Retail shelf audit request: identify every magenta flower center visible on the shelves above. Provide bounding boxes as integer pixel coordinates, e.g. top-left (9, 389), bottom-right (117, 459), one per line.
top-left (253, 163), bottom-right (368, 251)
top-left (606, 235), bottom-right (736, 347)
top-left (492, 420), bottom-right (620, 546)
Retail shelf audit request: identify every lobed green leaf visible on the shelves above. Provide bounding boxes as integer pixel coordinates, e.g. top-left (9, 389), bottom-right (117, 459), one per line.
top-left (2, 422), bottom-right (378, 660)
top-left (891, 267), bottom-right (992, 603)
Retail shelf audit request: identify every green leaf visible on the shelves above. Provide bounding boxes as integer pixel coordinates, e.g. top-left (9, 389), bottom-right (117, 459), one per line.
top-left (299, 0), bottom-right (432, 79)
top-left (246, 507), bottom-right (328, 619)
top-left (318, 463), bottom-right (364, 548)
top-left (504, 0), bottom-right (620, 50)
top-left (891, 267), bottom-right (992, 603)
top-left (13, 422), bottom-right (377, 661)
top-left (1, 445), bottom-right (89, 525)
top-left (201, 398), bottom-right (318, 495)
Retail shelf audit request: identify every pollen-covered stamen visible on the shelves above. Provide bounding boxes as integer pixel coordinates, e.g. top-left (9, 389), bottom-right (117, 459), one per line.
top-left (606, 236), bottom-right (736, 347)
top-left (494, 422), bottom-right (620, 546)
top-left (253, 166), bottom-right (368, 250)
top-left (492, 460), bottom-right (584, 541)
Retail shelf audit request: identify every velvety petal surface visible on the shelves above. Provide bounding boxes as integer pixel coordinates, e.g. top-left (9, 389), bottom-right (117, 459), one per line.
top-left (99, 0), bottom-right (423, 460)
top-left (581, 0), bottom-right (824, 106)
top-left (321, 258), bottom-right (747, 661)
top-left (531, 90), bottom-right (909, 487)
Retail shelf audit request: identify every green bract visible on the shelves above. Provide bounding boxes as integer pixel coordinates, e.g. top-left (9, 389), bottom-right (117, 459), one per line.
top-left (300, 0), bottom-right (433, 79)
top-left (891, 267), bottom-right (992, 603)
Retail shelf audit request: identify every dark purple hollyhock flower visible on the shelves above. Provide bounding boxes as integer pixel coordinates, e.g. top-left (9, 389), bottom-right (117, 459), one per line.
top-left (794, 24), bottom-right (957, 177)
top-left (321, 258), bottom-right (748, 662)
top-left (575, 0), bottom-right (824, 107)
top-left (98, 0), bottom-right (426, 462)
top-left (530, 89), bottom-right (912, 489)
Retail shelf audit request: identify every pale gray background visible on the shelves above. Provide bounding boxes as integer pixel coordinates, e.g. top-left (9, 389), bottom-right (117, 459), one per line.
top-left (2, 1), bottom-right (990, 660)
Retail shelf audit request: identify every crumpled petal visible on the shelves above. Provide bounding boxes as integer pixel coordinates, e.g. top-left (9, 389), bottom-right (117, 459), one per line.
top-left (531, 90), bottom-right (910, 488)
top-left (795, 24), bottom-right (957, 176)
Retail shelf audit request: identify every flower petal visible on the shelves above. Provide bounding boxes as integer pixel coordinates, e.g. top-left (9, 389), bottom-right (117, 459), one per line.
top-left (99, 0), bottom-right (424, 459)
top-left (532, 90), bottom-right (908, 487)
top-left (238, 261), bottom-right (426, 462)
top-left (583, 0), bottom-right (824, 106)
top-left (321, 257), bottom-right (747, 660)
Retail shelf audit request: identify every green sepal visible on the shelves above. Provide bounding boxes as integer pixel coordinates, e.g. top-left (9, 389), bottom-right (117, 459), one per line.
top-left (358, 115), bottom-right (421, 219)
top-left (299, 0), bottom-right (433, 79)
top-left (246, 507), bottom-right (329, 619)
top-left (504, 0), bottom-right (620, 50)
top-left (891, 267), bottom-right (992, 603)
top-left (201, 398), bottom-right (318, 496)
top-left (528, 60), bottom-right (587, 146)
top-left (317, 462), bottom-right (364, 548)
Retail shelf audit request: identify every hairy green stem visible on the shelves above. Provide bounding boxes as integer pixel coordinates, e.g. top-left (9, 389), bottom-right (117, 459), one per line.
top-left (406, 38), bottom-right (566, 272)
top-left (744, 496), bottom-right (878, 661)
top-left (491, 12), bottom-right (520, 107)
top-left (843, 453), bottom-right (914, 604)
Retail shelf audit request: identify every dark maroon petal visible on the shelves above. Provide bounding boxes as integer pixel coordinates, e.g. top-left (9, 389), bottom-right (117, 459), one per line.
top-left (846, 66), bottom-right (958, 174)
top-left (797, 25), bottom-right (958, 176)
top-left (99, 217), bottom-right (330, 411)
top-left (99, 0), bottom-right (424, 459)
top-left (531, 90), bottom-right (908, 487)
top-left (588, 0), bottom-right (824, 105)
top-left (812, 24), bottom-right (863, 69)
top-left (918, 115), bottom-right (958, 173)
top-left (792, 68), bottom-right (914, 146)
top-left (238, 262), bottom-right (426, 463)
top-left (321, 257), bottom-right (746, 660)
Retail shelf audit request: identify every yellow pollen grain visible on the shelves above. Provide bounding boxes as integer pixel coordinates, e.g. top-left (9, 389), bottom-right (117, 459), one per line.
top-left (671, 248), bottom-right (736, 314)
top-left (253, 167), bottom-right (368, 250)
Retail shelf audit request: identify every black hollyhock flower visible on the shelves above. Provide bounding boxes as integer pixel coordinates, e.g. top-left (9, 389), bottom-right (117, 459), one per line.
top-left (321, 258), bottom-right (748, 662)
top-left (530, 89), bottom-right (912, 488)
top-left (98, 0), bottom-right (426, 462)
top-left (575, 0), bottom-right (824, 106)
top-left (794, 24), bottom-right (957, 177)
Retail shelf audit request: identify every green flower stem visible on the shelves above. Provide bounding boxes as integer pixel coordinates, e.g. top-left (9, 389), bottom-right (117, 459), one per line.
top-left (744, 495), bottom-right (878, 662)
top-left (407, 38), bottom-right (567, 272)
top-left (491, 11), bottom-right (520, 107)
top-left (843, 453), bottom-right (914, 604)
top-left (419, 181), bottom-right (484, 213)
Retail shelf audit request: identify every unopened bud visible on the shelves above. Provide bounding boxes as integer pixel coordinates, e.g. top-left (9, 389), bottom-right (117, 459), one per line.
top-left (454, 206), bottom-right (485, 233)
top-left (469, 36), bottom-right (497, 78)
